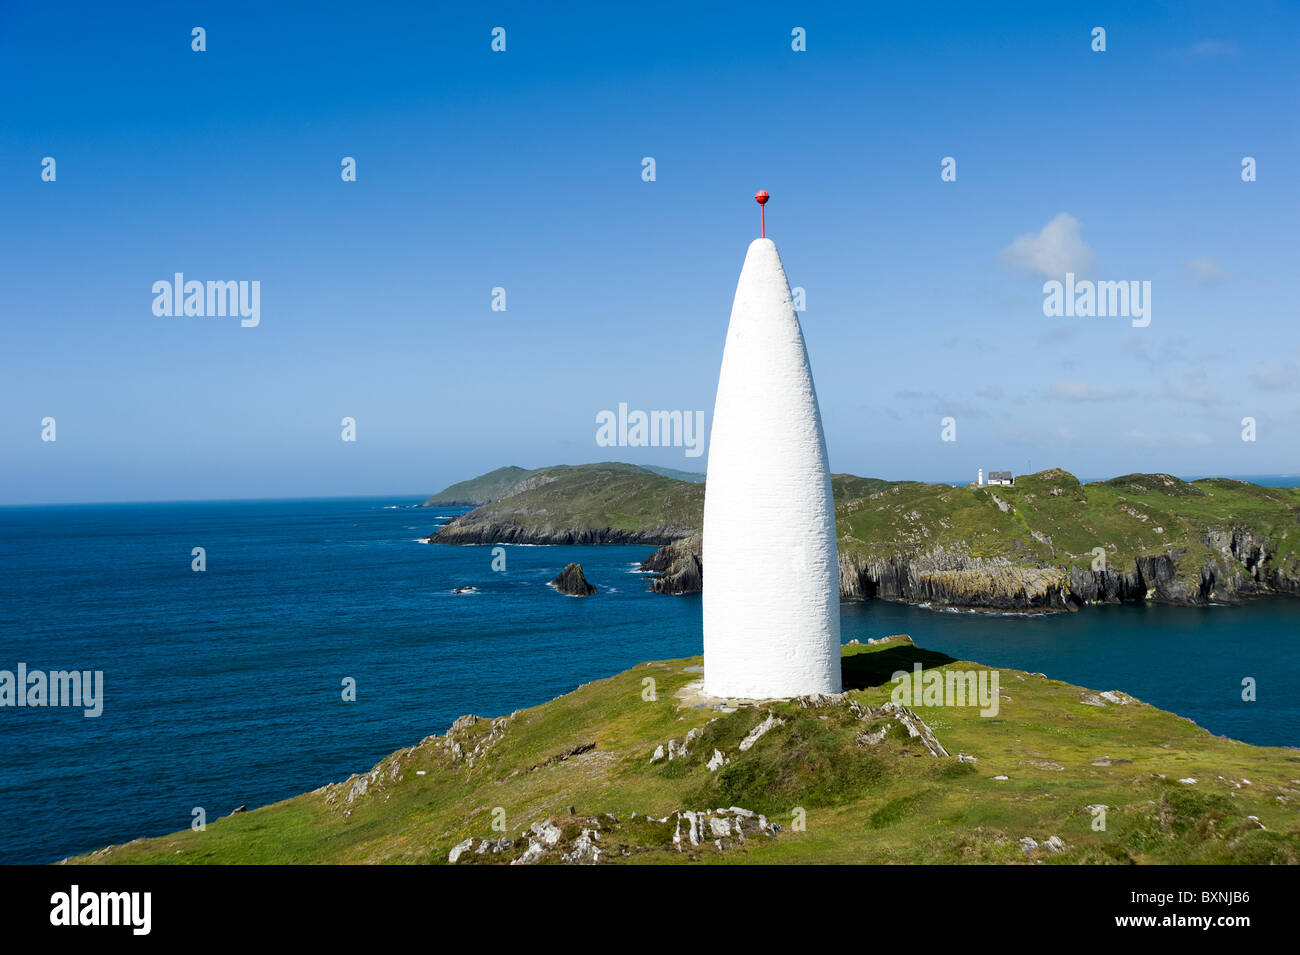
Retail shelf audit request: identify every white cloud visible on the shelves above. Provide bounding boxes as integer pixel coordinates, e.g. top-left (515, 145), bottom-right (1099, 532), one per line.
top-left (1250, 360), bottom-right (1300, 392)
top-left (1161, 370), bottom-right (1222, 407)
top-left (1126, 334), bottom-right (1208, 367)
top-left (1179, 257), bottom-right (1229, 285)
top-left (1122, 429), bottom-right (1213, 448)
top-left (892, 389), bottom-right (991, 419)
top-left (1038, 326), bottom-right (1078, 346)
top-left (1048, 379), bottom-right (1134, 402)
top-left (1000, 213), bottom-right (1095, 279)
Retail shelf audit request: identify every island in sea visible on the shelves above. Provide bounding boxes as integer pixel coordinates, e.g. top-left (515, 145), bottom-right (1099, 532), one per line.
top-left (421, 463), bottom-right (1300, 613)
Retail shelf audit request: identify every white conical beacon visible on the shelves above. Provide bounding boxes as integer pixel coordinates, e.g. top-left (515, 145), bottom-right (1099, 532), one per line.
top-left (701, 193), bottom-right (841, 699)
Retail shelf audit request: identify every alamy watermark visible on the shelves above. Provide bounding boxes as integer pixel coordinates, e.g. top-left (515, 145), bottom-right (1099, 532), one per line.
top-left (1, 664), bottom-right (103, 717)
top-left (1042, 272), bottom-right (1150, 328)
top-left (890, 663), bottom-right (1000, 717)
top-left (595, 403), bottom-right (705, 458)
top-left (152, 273), bottom-right (260, 327)
top-left (50, 885), bottom-right (150, 935)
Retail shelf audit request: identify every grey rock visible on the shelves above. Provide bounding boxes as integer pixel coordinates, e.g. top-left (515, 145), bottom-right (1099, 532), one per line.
top-left (551, 562), bottom-right (597, 596)
top-left (448, 838), bottom-right (475, 863)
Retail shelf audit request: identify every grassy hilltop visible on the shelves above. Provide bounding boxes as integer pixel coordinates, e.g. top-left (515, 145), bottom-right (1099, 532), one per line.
top-left (422, 466), bottom-right (533, 506)
top-left (426, 463), bottom-right (704, 545)
top-left (840, 469), bottom-right (1300, 573)
top-left (423, 463), bottom-right (704, 508)
top-left (70, 637), bottom-right (1300, 865)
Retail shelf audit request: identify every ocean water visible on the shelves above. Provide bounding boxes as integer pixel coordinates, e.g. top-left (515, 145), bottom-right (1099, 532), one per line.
top-left (1, 496), bottom-right (1297, 864)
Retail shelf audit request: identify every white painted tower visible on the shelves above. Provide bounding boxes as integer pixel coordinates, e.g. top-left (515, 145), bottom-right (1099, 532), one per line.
top-left (701, 230), bottom-right (841, 699)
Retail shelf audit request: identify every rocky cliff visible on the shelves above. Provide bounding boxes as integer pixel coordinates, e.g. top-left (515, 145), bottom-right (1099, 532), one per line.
top-left (640, 534), bottom-right (701, 594)
top-left (828, 469), bottom-right (1300, 612)
top-left (641, 528), bottom-right (1300, 612)
top-left (435, 520), bottom-right (691, 546)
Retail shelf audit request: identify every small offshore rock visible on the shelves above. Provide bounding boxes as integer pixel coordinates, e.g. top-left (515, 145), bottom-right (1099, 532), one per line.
top-left (551, 562), bottom-right (597, 596)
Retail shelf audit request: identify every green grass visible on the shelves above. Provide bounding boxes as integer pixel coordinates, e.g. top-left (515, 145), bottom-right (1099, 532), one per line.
top-left (422, 465), bottom-right (531, 506)
top-left (837, 468), bottom-right (1300, 571)
top-left (434, 463), bottom-right (705, 540)
top-left (70, 638), bottom-right (1300, 866)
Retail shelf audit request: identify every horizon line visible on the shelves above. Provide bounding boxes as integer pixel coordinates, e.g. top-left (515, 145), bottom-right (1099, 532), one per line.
top-left (3, 470), bottom-right (1297, 509)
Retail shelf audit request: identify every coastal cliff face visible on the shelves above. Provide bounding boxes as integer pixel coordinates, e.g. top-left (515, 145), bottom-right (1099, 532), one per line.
top-left (644, 471), bottom-right (1300, 612)
top-left (641, 526), bottom-right (1300, 611)
top-left (644, 537), bottom-right (1300, 613)
top-left (435, 520), bottom-right (692, 546)
top-left (840, 540), bottom-right (1300, 611)
top-left (829, 470), bottom-right (1300, 612)
top-left (640, 534), bottom-right (701, 594)
top-left (836, 548), bottom-right (1075, 611)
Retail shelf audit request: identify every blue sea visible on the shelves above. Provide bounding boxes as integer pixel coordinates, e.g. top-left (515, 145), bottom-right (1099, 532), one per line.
top-left (1, 496), bottom-right (1297, 864)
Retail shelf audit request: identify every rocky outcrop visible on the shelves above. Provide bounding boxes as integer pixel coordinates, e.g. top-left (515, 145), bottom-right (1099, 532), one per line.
top-left (875, 701), bottom-right (950, 757)
top-left (649, 725), bottom-right (706, 763)
top-left (1203, 527), bottom-right (1300, 598)
top-left (639, 534), bottom-right (701, 594)
top-left (839, 547), bottom-right (1075, 612)
top-left (446, 807), bottom-right (781, 864)
top-left (551, 563), bottom-right (596, 596)
top-left (671, 807), bottom-right (779, 851)
top-left (429, 521), bottom-right (692, 546)
top-left (738, 712), bottom-right (784, 751)
top-left (847, 541), bottom-right (1300, 611)
top-left (641, 531), bottom-right (1300, 613)
top-left (444, 712), bottom-right (517, 766)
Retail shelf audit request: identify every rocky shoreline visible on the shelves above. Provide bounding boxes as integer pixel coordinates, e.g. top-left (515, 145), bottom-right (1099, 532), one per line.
top-left (639, 533), bottom-right (1300, 613)
top-left (639, 534), bottom-right (701, 594)
top-left (424, 521), bottom-right (1300, 613)
top-left (427, 521), bottom-right (693, 546)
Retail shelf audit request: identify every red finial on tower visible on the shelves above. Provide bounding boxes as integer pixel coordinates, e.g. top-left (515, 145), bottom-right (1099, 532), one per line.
top-left (754, 190), bottom-right (769, 237)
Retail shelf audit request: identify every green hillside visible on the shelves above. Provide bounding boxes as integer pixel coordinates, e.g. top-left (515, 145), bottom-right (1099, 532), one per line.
top-left (422, 466), bottom-right (532, 506)
top-left (429, 463), bottom-right (704, 544)
top-left (839, 469), bottom-right (1300, 569)
top-left (69, 637), bottom-right (1300, 865)
top-left (835, 469), bottom-right (1300, 608)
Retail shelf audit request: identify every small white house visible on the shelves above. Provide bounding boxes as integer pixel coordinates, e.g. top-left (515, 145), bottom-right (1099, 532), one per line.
top-left (987, 470), bottom-right (1014, 487)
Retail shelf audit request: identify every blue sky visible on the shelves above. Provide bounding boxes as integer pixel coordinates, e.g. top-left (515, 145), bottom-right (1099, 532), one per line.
top-left (2, 0), bottom-right (1297, 504)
